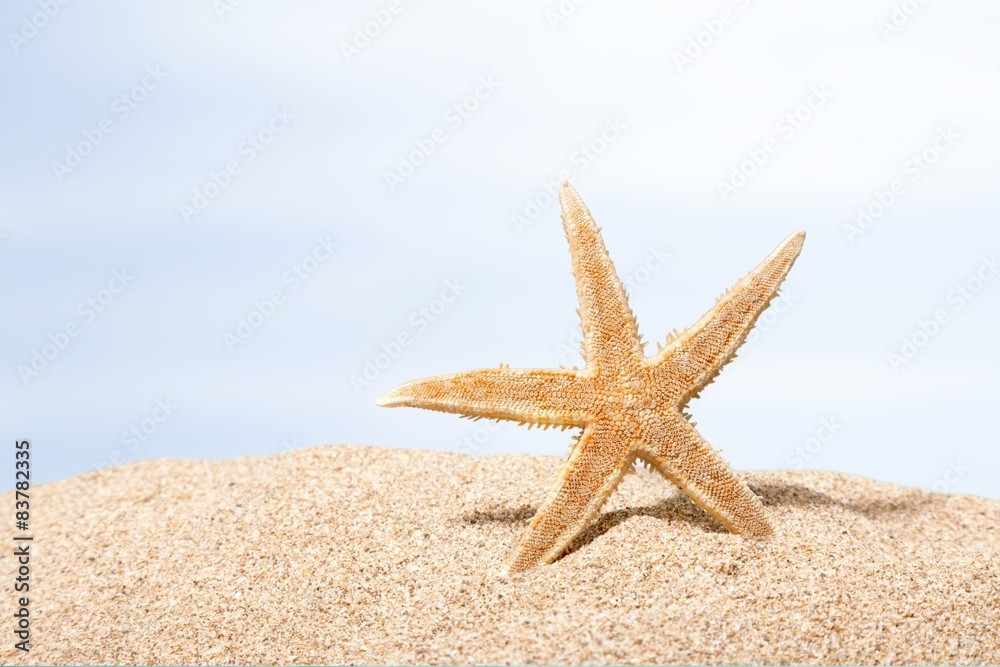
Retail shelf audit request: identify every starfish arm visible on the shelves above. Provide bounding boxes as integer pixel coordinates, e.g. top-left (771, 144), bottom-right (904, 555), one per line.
top-left (559, 183), bottom-right (644, 371)
top-left (637, 414), bottom-right (774, 536)
top-left (650, 230), bottom-right (805, 395)
top-left (376, 367), bottom-right (592, 426)
top-left (507, 422), bottom-right (630, 573)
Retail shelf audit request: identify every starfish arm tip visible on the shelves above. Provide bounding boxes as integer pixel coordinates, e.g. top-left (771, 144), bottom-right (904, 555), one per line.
top-left (375, 387), bottom-right (403, 408)
top-left (559, 181), bottom-right (581, 208)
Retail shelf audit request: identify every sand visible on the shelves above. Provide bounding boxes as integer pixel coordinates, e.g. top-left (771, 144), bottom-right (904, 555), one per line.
top-left (2, 444), bottom-right (998, 666)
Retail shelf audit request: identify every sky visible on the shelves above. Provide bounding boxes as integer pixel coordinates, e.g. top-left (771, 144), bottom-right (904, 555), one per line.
top-left (1, 0), bottom-right (998, 499)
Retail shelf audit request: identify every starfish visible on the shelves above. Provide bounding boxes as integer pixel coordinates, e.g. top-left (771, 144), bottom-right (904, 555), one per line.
top-left (377, 183), bottom-right (805, 573)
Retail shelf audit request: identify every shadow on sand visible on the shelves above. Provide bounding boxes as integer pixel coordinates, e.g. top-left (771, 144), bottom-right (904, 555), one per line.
top-left (462, 479), bottom-right (945, 562)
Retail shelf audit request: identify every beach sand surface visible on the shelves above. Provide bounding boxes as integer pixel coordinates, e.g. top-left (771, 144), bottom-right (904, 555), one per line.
top-left (2, 444), bottom-right (998, 665)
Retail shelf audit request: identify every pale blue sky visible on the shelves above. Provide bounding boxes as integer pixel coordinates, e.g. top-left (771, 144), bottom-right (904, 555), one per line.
top-left (2, 0), bottom-right (998, 498)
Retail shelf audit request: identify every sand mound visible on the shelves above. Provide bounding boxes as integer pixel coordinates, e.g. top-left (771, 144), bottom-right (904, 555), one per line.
top-left (2, 445), bottom-right (998, 665)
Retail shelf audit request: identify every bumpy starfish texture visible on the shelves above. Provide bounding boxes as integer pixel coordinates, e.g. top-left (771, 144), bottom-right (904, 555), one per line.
top-left (378, 183), bottom-right (805, 573)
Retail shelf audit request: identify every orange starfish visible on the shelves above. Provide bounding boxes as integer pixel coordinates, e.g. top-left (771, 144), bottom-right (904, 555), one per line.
top-left (378, 183), bottom-right (805, 573)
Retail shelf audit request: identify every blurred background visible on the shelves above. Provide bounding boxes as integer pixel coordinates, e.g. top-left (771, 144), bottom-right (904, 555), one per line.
top-left (2, 0), bottom-right (998, 497)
